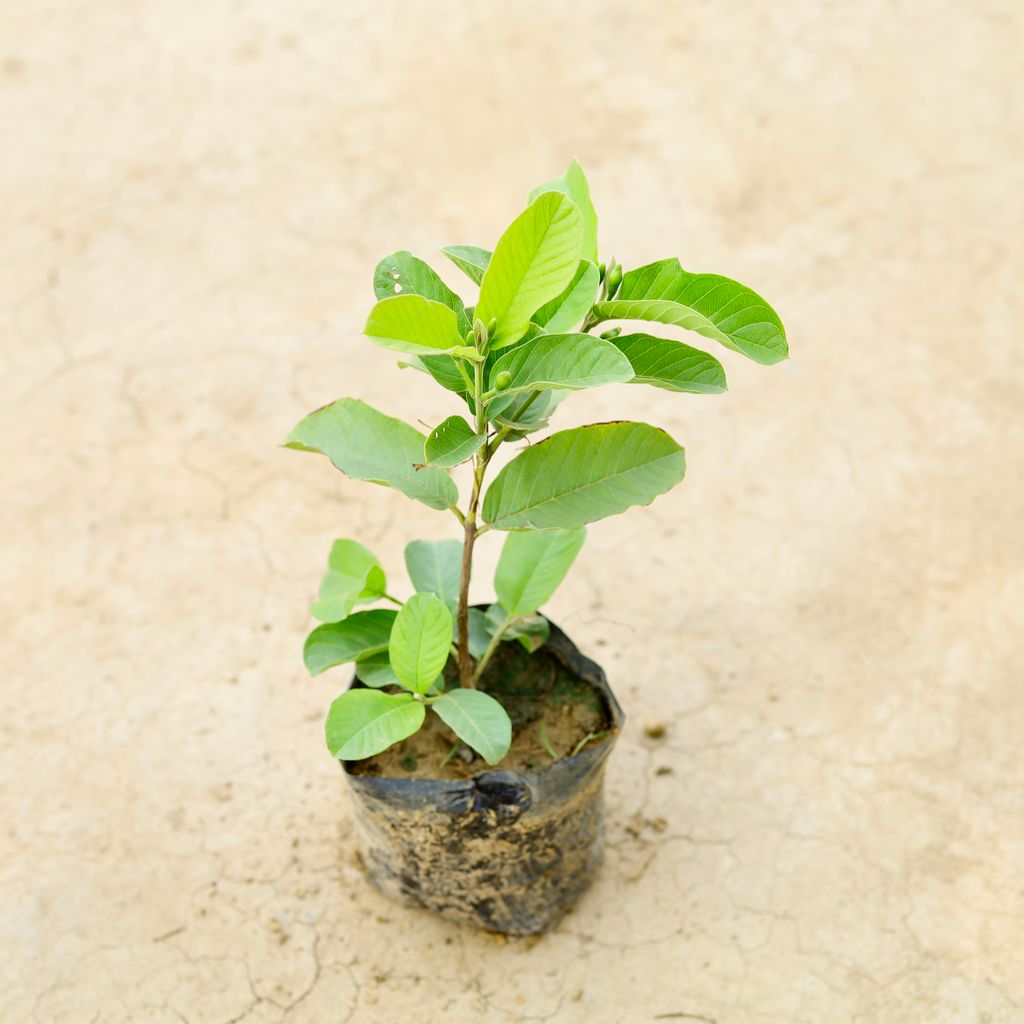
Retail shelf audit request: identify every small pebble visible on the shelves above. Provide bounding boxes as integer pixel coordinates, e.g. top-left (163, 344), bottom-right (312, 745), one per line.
top-left (643, 720), bottom-right (667, 739)
top-left (655, 765), bottom-right (673, 776)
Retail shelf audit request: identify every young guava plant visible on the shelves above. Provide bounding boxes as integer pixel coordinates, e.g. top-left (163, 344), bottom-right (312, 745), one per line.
top-left (287, 159), bottom-right (787, 770)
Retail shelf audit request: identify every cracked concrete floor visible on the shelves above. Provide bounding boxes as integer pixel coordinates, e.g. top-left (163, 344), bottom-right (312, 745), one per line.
top-left (2, 2), bottom-right (1022, 1022)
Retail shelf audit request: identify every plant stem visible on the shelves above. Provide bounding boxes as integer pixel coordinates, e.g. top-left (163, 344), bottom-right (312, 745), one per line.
top-left (456, 354), bottom-right (489, 689)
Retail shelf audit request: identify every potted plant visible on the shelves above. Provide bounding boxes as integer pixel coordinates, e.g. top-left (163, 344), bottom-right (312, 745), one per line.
top-left (286, 159), bottom-right (787, 934)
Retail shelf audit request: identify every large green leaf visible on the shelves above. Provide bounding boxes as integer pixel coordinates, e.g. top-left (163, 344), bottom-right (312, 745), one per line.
top-left (432, 689), bottom-right (511, 765)
top-left (364, 294), bottom-right (471, 357)
top-left (592, 258), bottom-right (787, 366)
top-left (441, 245), bottom-right (491, 286)
top-left (404, 539), bottom-right (462, 611)
top-left (482, 421), bottom-right (686, 530)
top-left (304, 609), bottom-right (397, 676)
top-left (373, 251), bottom-right (471, 334)
top-left (494, 528), bottom-right (586, 616)
top-left (531, 260), bottom-right (600, 332)
top-left (325, 689), bottom-right (425, 760)
top-left (476, 193), bottom-right (583, 349)
top-left (529, 158), bottom-right (599, 263)
top-left (424, 415), bottom-right (486, 468)
top-left (311, 539), bottom-right (386, 623)
top-left (285, 399), bottom-right (459, 511)
top-left (389, 593), bottom-right (453, 694)
top-left (611, 333), bottom-right (727, 394)
top-left (487, 333), bottom-right (632, 398)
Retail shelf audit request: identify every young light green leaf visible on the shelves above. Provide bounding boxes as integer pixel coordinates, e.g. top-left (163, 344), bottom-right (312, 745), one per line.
top-left (304, 609), bottom-right (397, 676)
top-left (484, 603), bottom-right (551, 653)
top-left (310, 539), bottom-right (386, 623)
top-left (507, 615), bottom-right (550, 652)
top-left (389, 593), bottom-right (454, 694)
top-left (532, 260), bottom-right (600, 332)
top-left (285, 398), bottom-right (459, 511)
top-left (592, 259), bottom-right (788, 366)
top-left (354, 652), bottom-right (401, 689)
top-left (325, 689), bottom-right (425, 760)
top-left (482, 421), bottom-right (686, 530)
top-left (424, 415), bottom-right (486, 468)
top-left (373, 251), bottom-right (471, 334)
top-left (476, 193), bottom-right (583, 349)
top-left (432, 689), bottom-right (512, 765)
top-left (487, 333), bottom-right (633, 398)
top-left (404, 539), bottom-right (462, 611)
top-left (441, 245), bottom-right (491, 286)
top-left (529, 158), bottom-right (599, 263)
top-left (364, 294), bottom-right (468, 357)
top-left (611, 333), bottom-right (727, 394)
top-left (495, 528), bottom-right (586, 616)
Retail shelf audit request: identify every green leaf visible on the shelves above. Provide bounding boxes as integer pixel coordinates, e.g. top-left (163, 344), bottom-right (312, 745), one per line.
top-left (354, 652), bottom-right (401, 689)
top-left (356, 653), bottom-right (443, 694)
top-left (532, 260), bottom-right (600, 332)
top-left (488, 390), bottom-right (566, 436)
top-left (484, 604), bottom-right (551, 653)
top-left (467, 607), bottom-right (491, 658)
top-left (404, 539), bottom-right (462, 611)
top-left (310, 539), bottom-right (386, 623)
top-left (373, 251), bottom-right (471, 334)
top-left (421, 354), bottom-right (470, 394)
top-left (285, 399), bottom-right (458, 511)
top-left (476, 193), bottom-right (584, 349)
top-left (364, 294), bottom-right (467, 357)
top-left (304, 609), bottom-right (397, 676)
top-left (495, 528), bottom-right (586, 616)
top-left (399, 353), bottom-right (469, 396)
top-left (487, 333), bottom-right (632, 398)
top-left (592, 258), bottom-right (788, 366)
top-left (482, 421), bottom-right (686, 530)
top-left (611, 333), bottom-right (727, 394)
top-left (424, 416), bottom-right (486, 468)
top-left (325, 689), bottom-right (425, 760)
top-left (529, 158), bottom-right (599, 263)
top-left (442, 245), bottom-right (491, 286)
top-left (389, 593), bottom-right (453, 694)
top-left (432, 689), bottom-right (512, 765)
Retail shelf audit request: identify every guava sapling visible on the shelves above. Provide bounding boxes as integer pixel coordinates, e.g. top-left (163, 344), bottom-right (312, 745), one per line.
top-left (287, 158), bottom-right (787, 772)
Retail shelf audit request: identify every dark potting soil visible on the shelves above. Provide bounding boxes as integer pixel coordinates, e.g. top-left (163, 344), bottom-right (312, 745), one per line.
top-left (349, 639), bottom-right (614, 780)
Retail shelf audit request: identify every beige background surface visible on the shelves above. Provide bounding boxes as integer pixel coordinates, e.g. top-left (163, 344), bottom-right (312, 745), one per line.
top-left (3, 2), bottom-right (1023, 1022)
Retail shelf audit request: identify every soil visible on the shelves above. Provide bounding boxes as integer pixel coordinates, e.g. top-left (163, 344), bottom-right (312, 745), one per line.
top-left (349, 640), bottom-right (613, 779)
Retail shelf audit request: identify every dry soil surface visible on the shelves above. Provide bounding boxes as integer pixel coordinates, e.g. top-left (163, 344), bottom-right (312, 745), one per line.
top-left (3, 3), bottom-right (1023, 1023)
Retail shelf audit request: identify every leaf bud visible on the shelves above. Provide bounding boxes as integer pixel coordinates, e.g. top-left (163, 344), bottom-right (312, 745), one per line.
top-left (599, 327), bottom-right (622, 340)
top-left (606, 264), bottom-right (623, 298)
top-left (494, 371), bottom-right (512, 391)
top-left (473, 318), bottom-right (489, 352)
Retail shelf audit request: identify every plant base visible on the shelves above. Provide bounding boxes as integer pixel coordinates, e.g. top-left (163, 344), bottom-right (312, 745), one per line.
top-left (342, 621), bottom-right (623, 935)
